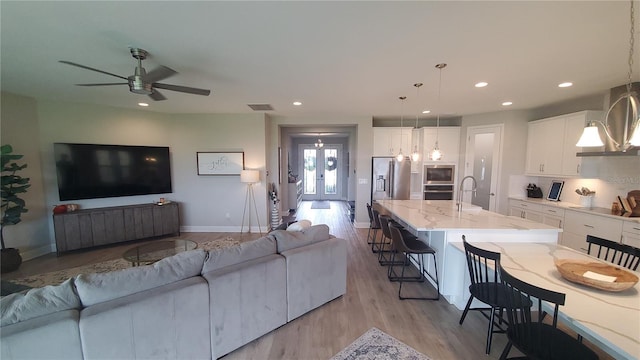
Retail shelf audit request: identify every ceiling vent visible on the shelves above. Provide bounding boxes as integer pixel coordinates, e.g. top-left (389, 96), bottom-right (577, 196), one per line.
top-left (247, 104), bottom-right (274, 111)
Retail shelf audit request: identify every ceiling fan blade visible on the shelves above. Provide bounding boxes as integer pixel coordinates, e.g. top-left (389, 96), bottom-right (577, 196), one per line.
top-left (76, 83), bottom-right (128, 86)
top-left (153, 83), bottom-right (211, 96)
top-left (145, 66), bottom-right (177, 83)
top-left (59, 61), bottom-right (128, 80)
top-left (149, 90), bottom-right (167, 101)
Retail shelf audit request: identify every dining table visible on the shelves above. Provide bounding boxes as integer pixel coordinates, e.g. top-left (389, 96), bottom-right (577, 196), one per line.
top-left (449, 241), bottom-right (640, 360)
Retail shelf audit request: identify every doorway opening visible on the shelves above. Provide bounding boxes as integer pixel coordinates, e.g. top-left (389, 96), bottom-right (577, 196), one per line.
top-left (463, 124), bottom-right (503, 212)
top-left (300, 144), bottom-right (342, 201)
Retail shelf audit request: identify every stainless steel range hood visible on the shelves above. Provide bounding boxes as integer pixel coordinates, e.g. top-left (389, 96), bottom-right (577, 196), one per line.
top-left (577, 82), bottom-right (640, 157)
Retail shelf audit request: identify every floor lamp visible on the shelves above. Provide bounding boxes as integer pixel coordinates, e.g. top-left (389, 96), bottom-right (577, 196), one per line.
top-left (240, 170), bottom-right (261, 234)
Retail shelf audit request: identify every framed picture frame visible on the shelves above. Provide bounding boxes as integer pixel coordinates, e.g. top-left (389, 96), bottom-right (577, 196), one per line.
top-left (196, 152), bottom-right (244, 175)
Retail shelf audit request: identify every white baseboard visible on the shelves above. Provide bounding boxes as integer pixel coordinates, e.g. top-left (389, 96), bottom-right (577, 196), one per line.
top-left (353, 221), bottom-right (369, 229)
top-left (21, 244), bottom-right (56, 261)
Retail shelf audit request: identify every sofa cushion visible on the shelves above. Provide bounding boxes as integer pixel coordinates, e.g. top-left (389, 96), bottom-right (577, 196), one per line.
top-left (1, 278), bottom-right (81, 326)
top-left (1, 309), bottom-right (83, 360)
top-left (79, 277), bottom-right (211, 360)
top-left (74, 249), bottom-right (207, 307)
top-left (272, 224), bottom-right (330, 253)
top-left (201, 236), bottom-right (277, 273)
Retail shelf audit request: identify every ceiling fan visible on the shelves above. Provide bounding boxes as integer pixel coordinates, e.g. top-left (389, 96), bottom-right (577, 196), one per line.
top-left (59, 48), bottom-right (211, 101)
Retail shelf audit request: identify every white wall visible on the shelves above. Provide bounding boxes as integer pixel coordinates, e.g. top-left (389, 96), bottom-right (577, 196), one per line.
top-left (0, 95), bottom-right (270, 258)
top-left (459, 110), bottom-right (530, 214)
top-left (269, 116), bottom-right (373, 226)
top-left (1, 92), bottom-right (50, 259)
top-left (164, 112), bottom-right (268, 231)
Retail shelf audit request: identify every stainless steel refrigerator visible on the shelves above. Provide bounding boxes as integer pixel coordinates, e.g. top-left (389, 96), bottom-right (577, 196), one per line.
top-left (371, 156), bottom-right (411, 202)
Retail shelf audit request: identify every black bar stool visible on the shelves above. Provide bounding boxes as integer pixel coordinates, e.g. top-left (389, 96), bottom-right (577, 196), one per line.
top-left (376, 214), bottom-right (408, 267)
top-left (366, 203), bottom-right (380, 248)
top-left (387, 223), bottom-right (439, 301)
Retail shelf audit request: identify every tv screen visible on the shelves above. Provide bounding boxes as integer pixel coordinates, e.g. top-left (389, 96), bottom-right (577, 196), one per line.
top-left (54, 143), bottom-right (172, 201)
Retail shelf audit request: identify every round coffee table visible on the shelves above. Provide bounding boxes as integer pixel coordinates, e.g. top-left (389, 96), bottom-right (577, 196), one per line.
top-left (123, 239), bottom-right (197, 266)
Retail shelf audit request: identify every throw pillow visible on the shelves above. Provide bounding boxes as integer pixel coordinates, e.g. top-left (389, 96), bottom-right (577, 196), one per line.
top-left (286, 219), bottom-right (312, 232)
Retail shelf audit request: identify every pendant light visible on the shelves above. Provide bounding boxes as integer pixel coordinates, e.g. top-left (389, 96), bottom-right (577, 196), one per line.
top-left (430, 63), bottom-right (446, 161)
top-left (411, 83), bottom-right (423, 162)
top-left (576, 0), bottom-right (640, 150)
top-left (397, 96), bottom-right (407, 162)
top-left (314, 138), bottom-right (324, 148)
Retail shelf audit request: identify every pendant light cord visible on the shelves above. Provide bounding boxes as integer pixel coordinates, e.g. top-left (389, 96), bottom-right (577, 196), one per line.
top-left (627, 0), bottom-right (635, 94)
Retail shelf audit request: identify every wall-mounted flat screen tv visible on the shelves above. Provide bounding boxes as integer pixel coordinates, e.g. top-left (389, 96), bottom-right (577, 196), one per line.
top-left (54, 143), bottom-right (172, 201)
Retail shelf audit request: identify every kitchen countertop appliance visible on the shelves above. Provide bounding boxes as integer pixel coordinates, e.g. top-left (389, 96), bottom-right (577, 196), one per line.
top-left (526, 183), bottom-right (543, 198)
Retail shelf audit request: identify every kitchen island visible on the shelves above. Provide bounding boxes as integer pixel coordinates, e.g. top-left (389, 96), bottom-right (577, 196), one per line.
top-left (375, 199), bottom-right (638, 359)
top-left (374, 200), bottom-right (561, 308)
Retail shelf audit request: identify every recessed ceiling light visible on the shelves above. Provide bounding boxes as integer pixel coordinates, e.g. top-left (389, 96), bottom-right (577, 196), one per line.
top-left (293, 101), bottom-right (302, 106)
top-left (558, 82), bottom-right (573, 88)
top-left (475, 82), bottom-right (488, 88)
top-left (138, 102), bottom-right (149, 107)
top-left (502, 101), bottom-right (513, 106)
top-left (422, 110), bottom-right (431, 114)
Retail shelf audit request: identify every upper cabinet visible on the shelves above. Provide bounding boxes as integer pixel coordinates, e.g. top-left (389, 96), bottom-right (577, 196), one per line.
top-left (525, 111), bottom-right (603, 177)
top-left (372, 127), bottom-right (412, 157)
top-left (421, 127), bottom-right (461, 163)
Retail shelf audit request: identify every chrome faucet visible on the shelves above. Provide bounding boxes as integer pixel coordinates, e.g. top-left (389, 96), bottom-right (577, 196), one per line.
top-left (457, 175), bottom-right (477, 214)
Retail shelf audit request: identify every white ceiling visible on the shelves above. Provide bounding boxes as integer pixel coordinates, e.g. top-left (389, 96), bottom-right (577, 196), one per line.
top-left (1, 1), bottom-right (638, 119)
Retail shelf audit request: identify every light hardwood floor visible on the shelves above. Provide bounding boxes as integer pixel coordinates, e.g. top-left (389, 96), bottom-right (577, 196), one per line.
top-left (3, 200), bottom-right (611, 359)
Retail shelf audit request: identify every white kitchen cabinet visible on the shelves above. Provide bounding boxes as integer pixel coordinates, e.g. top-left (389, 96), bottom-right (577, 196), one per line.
top-left (526, 119), bottom-right (564, 175)
top-left (373, 127), bottom-right (412, 157)
top-left (563, 209), bottom-right (623, 252)
top-left (421, 127), bottom-right (460, 163)
top-left (508, 199), bottom-right (543, 223)
top-left (622, 220), bottom-right (640, 248)
top-left (540, 206), bottom-right (565, 243)
top-left (525, 111), bottom-right (603, 177)
top-left (509, 199), bottom-right (567, 242)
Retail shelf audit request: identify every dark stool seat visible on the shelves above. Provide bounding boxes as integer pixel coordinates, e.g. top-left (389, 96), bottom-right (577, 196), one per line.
top-left (366, 203), bottom-right (380, 248)
top-left (387, 223), bottom-right (439, 300)
top-left (377, 214), bottom-right (411, 267)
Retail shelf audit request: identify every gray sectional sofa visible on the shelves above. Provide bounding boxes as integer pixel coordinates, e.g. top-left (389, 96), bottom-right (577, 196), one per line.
top-left (0, 225), bottom-right (347, 359)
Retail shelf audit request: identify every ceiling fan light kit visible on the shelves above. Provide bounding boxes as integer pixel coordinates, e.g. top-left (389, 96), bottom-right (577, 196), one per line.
top-left (59, 48), bottom-right (211, 101)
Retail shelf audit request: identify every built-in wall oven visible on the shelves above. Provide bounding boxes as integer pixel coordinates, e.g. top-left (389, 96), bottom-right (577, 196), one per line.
top-left (424, 164), bottom-right (455, 200)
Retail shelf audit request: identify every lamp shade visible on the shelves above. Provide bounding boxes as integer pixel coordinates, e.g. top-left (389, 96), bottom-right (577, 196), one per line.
top-left (240, 169), bottom-right (260, 183)
top-left (630, 121), bottom-right (640, 146)
top-left (576, 122), bottom-right (604, 147)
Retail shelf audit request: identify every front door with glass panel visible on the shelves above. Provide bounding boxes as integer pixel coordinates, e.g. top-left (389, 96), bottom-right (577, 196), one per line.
top-left (300, 145), bottom-right (341, 200)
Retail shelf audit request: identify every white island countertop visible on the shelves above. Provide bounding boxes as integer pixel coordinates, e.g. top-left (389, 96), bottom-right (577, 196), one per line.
top-left (449, 241), bottom-right (640, 360)
top-left (375, 199), bottom-right (561, 232)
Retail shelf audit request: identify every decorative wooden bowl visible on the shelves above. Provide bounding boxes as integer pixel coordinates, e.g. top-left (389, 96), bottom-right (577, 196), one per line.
top-left (554, 259), bottom-right (639, 292)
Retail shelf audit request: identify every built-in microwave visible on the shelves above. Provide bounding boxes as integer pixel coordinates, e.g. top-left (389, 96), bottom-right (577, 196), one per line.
top-left (424, 164), bottom-right (455, 184)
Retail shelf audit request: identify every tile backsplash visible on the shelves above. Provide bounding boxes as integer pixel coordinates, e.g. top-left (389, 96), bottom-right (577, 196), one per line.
top-left (510, 156), bottom-right (640, 209)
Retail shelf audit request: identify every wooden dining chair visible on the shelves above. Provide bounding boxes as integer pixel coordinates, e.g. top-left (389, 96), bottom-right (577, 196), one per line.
top-left (586, 235), bottom-right (640, 271)
top-left (459, 235), bottom-right (510, 354)
top-left (498, 264), bottom-right (598, 360)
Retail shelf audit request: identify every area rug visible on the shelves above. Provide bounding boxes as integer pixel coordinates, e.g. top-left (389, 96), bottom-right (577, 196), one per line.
top-left (8, 237), bottom-right (239, 290)
top-left (311, 201), bottom-right (331, 209)
top-left (331, 327), bottom-right (431, 360)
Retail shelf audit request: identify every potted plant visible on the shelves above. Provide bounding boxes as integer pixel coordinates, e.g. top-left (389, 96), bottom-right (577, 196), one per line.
top-left (1, 144), bottom-right (31, 273)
